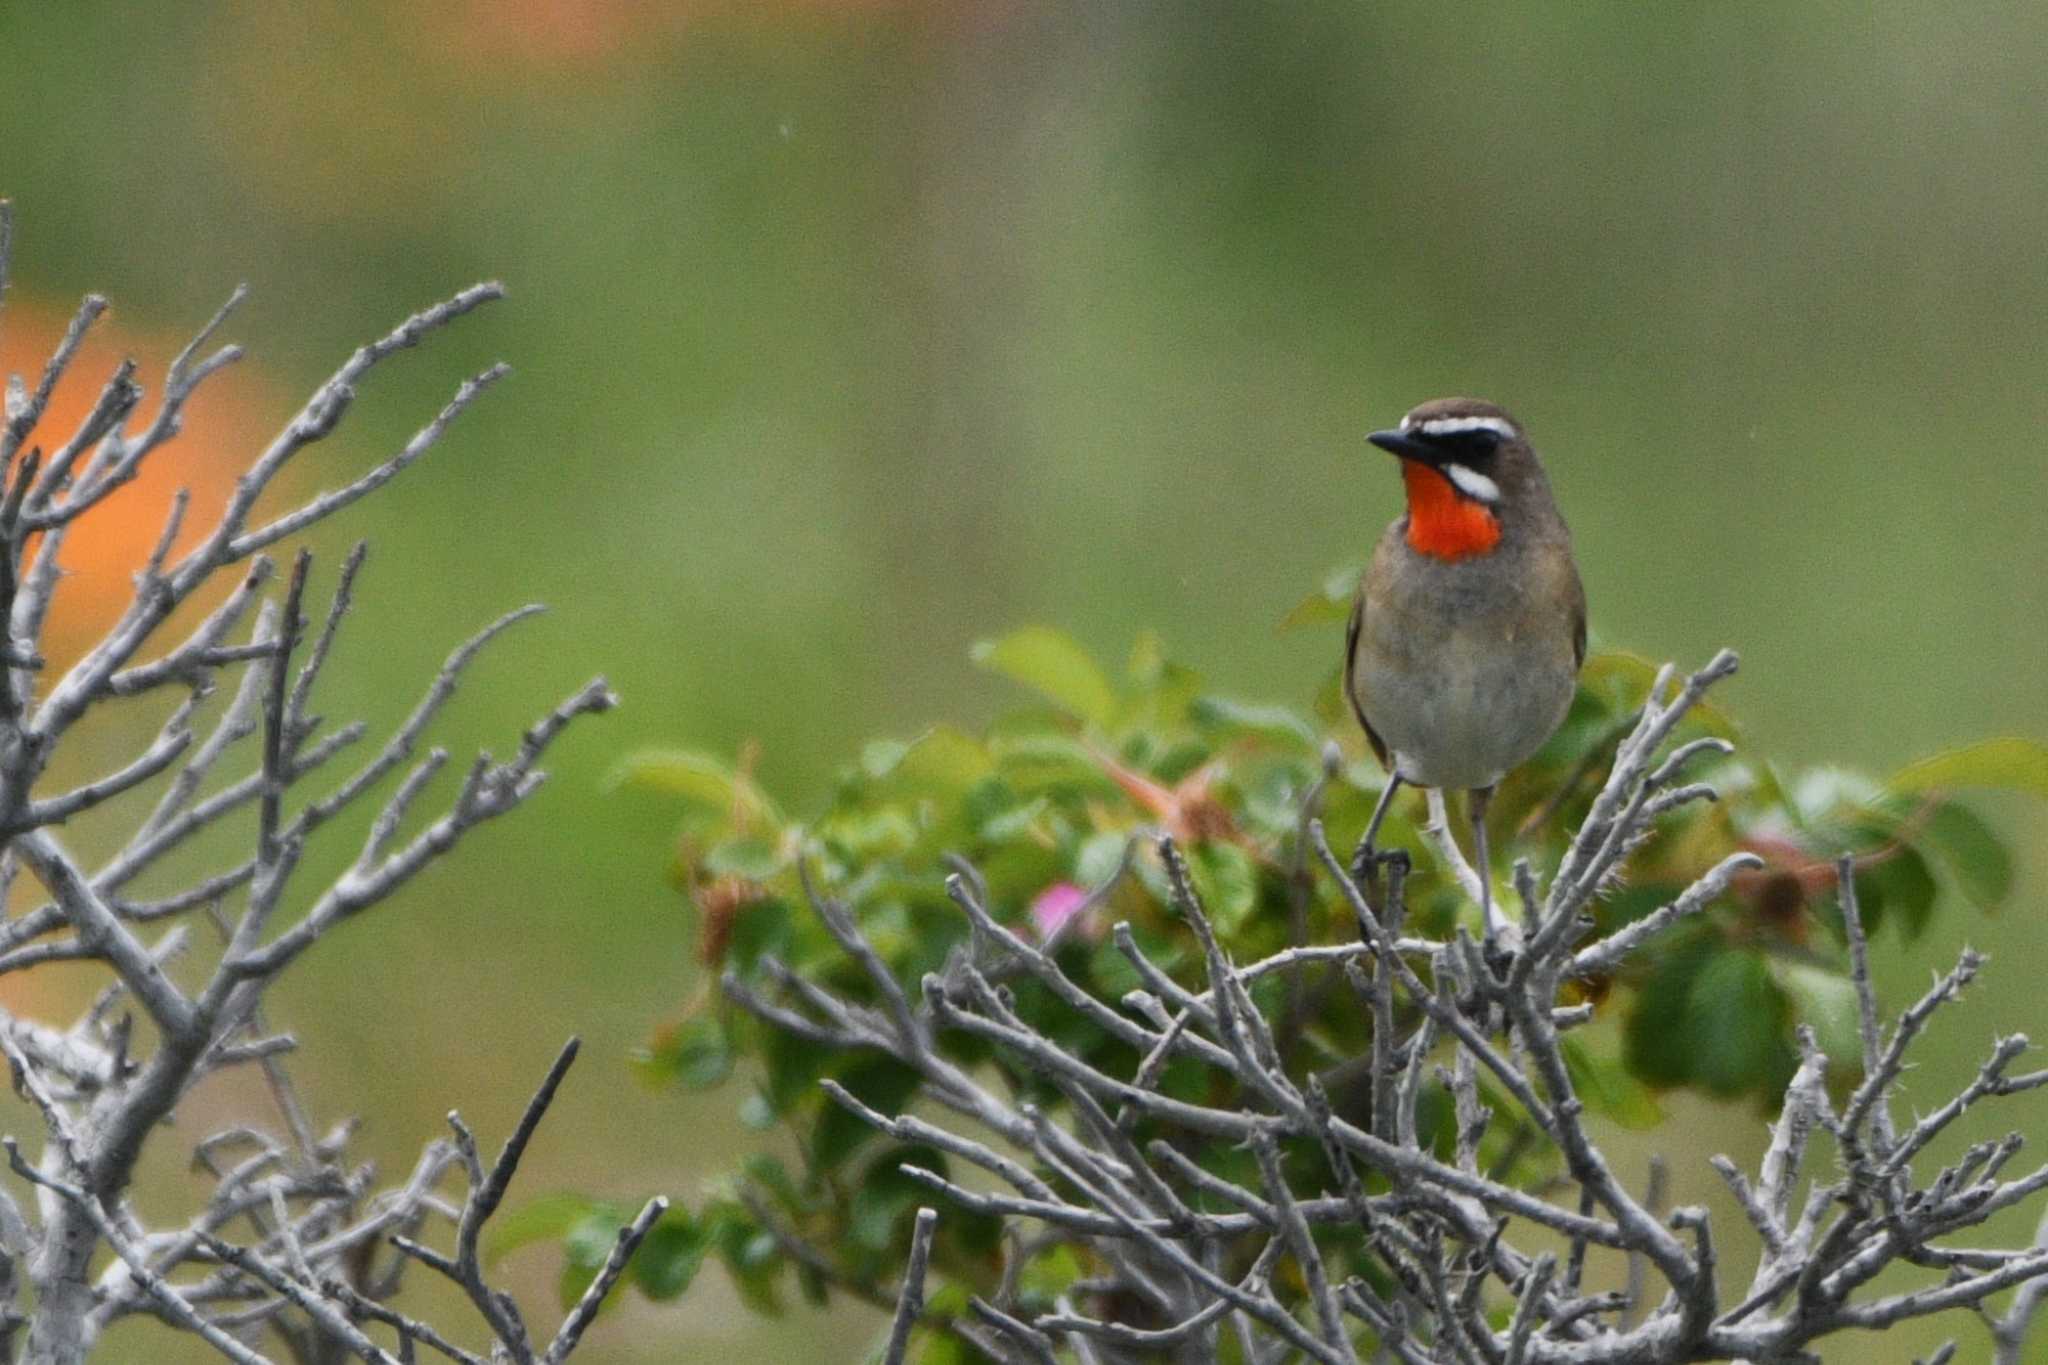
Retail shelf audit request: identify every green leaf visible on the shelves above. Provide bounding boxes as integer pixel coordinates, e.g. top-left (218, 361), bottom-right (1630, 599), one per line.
top-left (743, 1153), bottom-right (806, 1213)
top-left (1188, 842), bottom-right (1258, 936)
top-left (945, 1203), bottom-right (1004, 1259)
top-left (634, 1012), bottom-right (735, 1091)
top-left (606, 749), bottom-right (776, 824)
top-left (814, 1057), bottom-right (922, 1172)
top-left (1579, 651), bottom-right (1737, 736)
top-left (901, 724), bottom-right (995, 789)
top-left (558, 1205), bottom-right (631, 1307)
top-left (1087, 938), bottom-right (1143, 999)
top-left (1311, 667), bottom-right (1350, 731)
top-left (1239, 759), bottom-right (1322, 836)
top-left (971, 627), bottom-right (1116, 727)
top-left (1278, 565), bottom-right (1360, 631)
top-left (1624, 933), bottom-right (1716, 1088)
top-left (1125, 630), bottom-right (1205, 727)
top-left (1791, 767), bottom-right (1885, 826)
top-left (1020, 1243), bottom-right (1087, 1299)
top-left (1889, 738), bottom-right (2048, 799)
top-left (738, 1091), bottom-right (776, 1130)
top-left (486, 1193), bottom-right (612, 1267)
top-left (1685, 948), bottom-right (1789, 1097)
top-left (763, 1029), bottom-right (834, 1114)
top-left (1770, 960), bottom-right (1862, 1070)
top-left (707, 1208), bottom-right (785, 1317)
top-left (860, 738), bottom-right (910, 779)
top-left (910, 1333), bottom-right (972, 1365)
top-left (886, 726), bottom-right (994, 800)
top-left (1916, 799), bottom-right (2014, 911)
top-left (725, 898), bottom-right (794, 978)
top-left (991, 732), bottom-right (1119, 797)
top-left (1151, 738), bottom-right (1211, 786)
top-left (704, 836), bottom-right (784, 881)
top-left (1189, 695), bottom-right (1319, 750)
top-left (1853, 844), bottom-right (1939, 942)
top-left (669, 1014), bottom-right (734, 1090)
top-left (978, 793), bottom-right (1050, 844)
top-left (1127, 630), bottom-right (1169, 685)
top-left (820, 806), bottom-right (920, 859)
top-left (797, 1260), bottom-right (829, 1308)
top-left (633, 1209), bottom-right (712, 1301)
top-left (849, 1146), bottom-right (944, 1250)
top-left (1561, 1036), bottom-right (1664, 1130)
top-left (1074, 831), bottom-right (1131, 890)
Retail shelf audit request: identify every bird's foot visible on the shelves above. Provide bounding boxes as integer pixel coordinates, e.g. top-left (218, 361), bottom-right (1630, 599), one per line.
top-left (1349, 844), bottom-right (1411, 884)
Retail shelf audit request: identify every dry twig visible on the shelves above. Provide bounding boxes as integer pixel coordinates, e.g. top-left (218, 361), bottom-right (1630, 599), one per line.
top-left (0, 202), bottom-right (647, 1364)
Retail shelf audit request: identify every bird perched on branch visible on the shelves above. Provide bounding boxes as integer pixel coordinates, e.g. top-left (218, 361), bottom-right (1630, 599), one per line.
top-left (1345, 398), bottom-right (1585, 940)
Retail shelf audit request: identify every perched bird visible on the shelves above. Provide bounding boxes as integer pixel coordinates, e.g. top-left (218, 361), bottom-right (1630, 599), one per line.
top-left (1345, 398), bottom-right (1585, 938)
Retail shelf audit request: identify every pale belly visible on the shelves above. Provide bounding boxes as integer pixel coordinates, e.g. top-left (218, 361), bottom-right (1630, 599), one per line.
top-left (1354, 620), bottom-right (1575, 791)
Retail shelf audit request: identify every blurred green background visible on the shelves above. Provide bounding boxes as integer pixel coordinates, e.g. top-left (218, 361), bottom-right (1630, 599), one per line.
top-left (2, 2), bottom-right (2045, 1360)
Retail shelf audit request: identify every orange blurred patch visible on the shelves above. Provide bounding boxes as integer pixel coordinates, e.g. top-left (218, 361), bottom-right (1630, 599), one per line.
top-left (422, 0), bottom-right (956, 68)
top-left (2, 297), bottom-right (277, 666)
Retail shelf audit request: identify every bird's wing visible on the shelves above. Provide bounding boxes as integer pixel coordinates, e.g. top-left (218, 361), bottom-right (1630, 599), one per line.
top-left (1343, 581), bottom-right (1391, 770)
top-left (1568, 561), bottom-right (1588, 671)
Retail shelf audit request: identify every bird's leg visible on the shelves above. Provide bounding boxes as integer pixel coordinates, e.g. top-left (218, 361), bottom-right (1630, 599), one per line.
top-left (1470, 784), bottom-right (1513, 970)
top-left (1351, 773), bottom-right (1409, 883)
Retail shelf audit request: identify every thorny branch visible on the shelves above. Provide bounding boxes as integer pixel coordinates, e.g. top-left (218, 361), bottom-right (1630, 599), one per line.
top-left (723, 644), bottom-right (2048, 1362)
top-left (0, 203), bottom-right (652, 1364)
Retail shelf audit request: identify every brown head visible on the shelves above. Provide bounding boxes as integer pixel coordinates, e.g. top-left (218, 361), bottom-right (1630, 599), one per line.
top-left (1365, 398), bottom-right (1558, 561)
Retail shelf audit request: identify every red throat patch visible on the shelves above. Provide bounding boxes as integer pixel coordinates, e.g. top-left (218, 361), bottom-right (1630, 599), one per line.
top-left (1401, 463), bottom-right (1502, 561)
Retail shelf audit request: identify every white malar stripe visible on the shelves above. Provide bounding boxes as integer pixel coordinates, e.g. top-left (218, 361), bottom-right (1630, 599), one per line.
top-left (1441, 463), bottom-right (1500, 503)
top-left (1415, 415), bottom-right (1516, 439)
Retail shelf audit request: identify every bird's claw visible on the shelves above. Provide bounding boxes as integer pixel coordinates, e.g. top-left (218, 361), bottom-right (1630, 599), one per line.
top-left (1349, 844), bottom-right (1411, 883)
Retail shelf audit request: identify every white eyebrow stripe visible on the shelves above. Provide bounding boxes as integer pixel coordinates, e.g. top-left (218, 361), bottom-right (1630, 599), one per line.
top-left (1415, 415), bottom-right (1516, 439)
top-left (1441, 463), bottom-right (1501, 503)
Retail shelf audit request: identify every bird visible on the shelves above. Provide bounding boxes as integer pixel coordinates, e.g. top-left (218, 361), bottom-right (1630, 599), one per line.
top-left (1344, 397), bottom-right (1585, 943)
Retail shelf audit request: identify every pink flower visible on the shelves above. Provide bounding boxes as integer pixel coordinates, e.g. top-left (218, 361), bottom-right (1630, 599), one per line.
top-left (1030, 882), bottom-right (1092, 943)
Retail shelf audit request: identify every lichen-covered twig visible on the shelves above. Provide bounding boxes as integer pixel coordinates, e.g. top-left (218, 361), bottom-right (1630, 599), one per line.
top-left (0, 202), bottom-right (647, 1365)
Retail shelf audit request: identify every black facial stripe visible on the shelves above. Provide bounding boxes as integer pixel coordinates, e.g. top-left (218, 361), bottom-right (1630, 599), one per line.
top-left (1416, 428), bottom-right (1503, 460)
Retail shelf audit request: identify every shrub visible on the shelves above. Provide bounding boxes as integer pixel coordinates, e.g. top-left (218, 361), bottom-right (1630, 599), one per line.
top-left (608, 611), bottom-right (2048, 1361)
